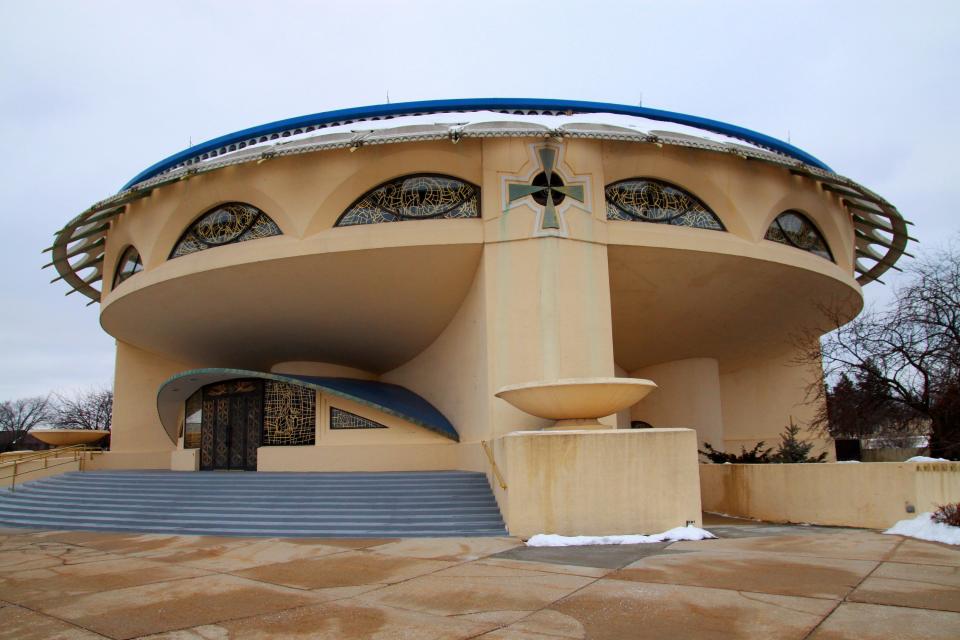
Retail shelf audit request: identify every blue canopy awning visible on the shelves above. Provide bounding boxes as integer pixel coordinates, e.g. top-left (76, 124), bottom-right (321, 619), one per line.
top-left (157, 368), bottom-right (458, 443)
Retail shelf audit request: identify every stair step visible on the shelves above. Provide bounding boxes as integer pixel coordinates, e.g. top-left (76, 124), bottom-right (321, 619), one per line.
top-left (0, 470), bottom-right (507, 538)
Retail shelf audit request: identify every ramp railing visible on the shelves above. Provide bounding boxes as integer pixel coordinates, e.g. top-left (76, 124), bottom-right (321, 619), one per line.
top-left (0, 445), bottom-right (100, 492)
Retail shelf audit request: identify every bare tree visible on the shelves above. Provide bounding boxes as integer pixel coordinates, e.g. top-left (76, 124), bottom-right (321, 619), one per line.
top-left (803, 237), bottom-right (960, 458)
top-left (51, 388), bottom-right (113, 431)
top-left (823, 371), bottom-right (925, 447)
top-left (0, 396), bottom-right (52, 451)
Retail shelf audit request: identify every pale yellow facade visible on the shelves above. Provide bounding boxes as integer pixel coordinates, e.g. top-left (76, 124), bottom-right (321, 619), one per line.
top-left (701, 462), bottom-right (960, 530)
top-left (51, 121), bottom-right (899, 535)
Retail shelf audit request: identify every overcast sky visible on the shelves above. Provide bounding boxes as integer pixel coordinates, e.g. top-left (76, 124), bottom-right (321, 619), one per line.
top-left (1, 0), bottom-right (958, 399)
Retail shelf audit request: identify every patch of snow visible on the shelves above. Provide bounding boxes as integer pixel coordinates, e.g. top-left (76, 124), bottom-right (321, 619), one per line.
top-left (207, 110), bottom-right (780, 168)
top-left (835, 460), bottom-right (861, 464)
top-left (906, 456), bottom-right (951, 462)
top-left (884, 512), bottom-right (960, 545)
top-left (526, 525), bottom-right (716, 547)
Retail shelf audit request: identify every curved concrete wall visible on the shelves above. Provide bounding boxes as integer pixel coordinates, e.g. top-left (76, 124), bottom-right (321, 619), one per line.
top-left (100, 136), bottom-right (859, 467)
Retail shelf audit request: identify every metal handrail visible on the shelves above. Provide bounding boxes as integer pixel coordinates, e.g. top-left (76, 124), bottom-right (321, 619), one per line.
top-left (480, 440), bottom-right (507, 491)
top-left (0, 444), bottom-right (100, 492)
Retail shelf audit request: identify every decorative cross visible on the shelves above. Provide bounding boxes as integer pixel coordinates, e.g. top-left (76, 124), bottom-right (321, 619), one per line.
top-left (506, 147), bottom-right (586, 231)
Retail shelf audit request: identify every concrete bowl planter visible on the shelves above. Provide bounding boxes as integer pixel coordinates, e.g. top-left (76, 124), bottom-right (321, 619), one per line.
top-left (495, 377), bottom-right (657, 429)
top-left (28, 429), bottom-right (110, 447)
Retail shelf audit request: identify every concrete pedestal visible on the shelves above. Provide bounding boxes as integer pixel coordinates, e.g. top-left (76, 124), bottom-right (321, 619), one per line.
top-left (494, 428), bottom-right (702, 538)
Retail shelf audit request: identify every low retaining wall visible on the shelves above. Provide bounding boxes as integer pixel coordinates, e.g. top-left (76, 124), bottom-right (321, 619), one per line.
top-left (701, 462), bottom-right (960, 529)
top-left (494, 428), bottom-right (702, 538)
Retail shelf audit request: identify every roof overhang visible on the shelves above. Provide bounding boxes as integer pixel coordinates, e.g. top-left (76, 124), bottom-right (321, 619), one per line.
top-left (46, 99), bottom-right (913, 302)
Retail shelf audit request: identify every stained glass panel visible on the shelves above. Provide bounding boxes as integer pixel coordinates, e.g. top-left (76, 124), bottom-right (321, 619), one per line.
top-left (113, 246), bottom-right (143, 287)
top-left (330, 407), bottom-right (388, 430)
top-left (170, 203), bottom-right (281, 258)
top-left (605, 179), bottom-right (724, 230)
top-left (263, 381), bottom-right (316, 446)
top-left (765, 211), bottom-right (833, 261)
top-left (337, 174), bottom-right (480, 226)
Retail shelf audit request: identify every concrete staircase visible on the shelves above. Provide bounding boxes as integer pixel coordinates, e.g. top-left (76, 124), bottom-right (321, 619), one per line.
top-left (0, 470), bottom-right (508, 537)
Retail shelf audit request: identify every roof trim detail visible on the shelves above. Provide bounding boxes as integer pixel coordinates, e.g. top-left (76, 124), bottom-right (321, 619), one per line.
top-left (47, 114), bottom-right (913, 302)
top-left (157, 369), bottom-right (459, 444)
top-left (123, 98), bottom-right (831, 189)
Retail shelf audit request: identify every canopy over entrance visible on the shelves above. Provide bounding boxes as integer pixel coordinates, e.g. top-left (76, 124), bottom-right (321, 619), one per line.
top-left (157, 368), bottom-right (459, 444)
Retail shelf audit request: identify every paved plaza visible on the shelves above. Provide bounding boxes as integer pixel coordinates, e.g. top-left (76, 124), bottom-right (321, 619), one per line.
top-left (1, 515), bottom-right (958, 639)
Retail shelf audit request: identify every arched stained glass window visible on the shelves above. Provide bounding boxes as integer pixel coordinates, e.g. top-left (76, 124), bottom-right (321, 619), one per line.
top-left (764, 210), bottom-right (833, 261)
top-left (170, 202), bottom-right (281, 258)
top-left (605, 178), bottom-right (724, 230)
top-left (113, 245), bottom-right (143, 287)
top-left (336, 174), bottom-right (480, 226)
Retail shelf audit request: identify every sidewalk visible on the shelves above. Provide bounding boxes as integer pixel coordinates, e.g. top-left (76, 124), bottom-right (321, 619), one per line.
top-left (1, 515), bottom-right (958, 639)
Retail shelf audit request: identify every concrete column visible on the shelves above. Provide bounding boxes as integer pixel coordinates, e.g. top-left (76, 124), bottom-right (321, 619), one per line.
top-left (484, 237), bottom-right (616, 437)
top-left (111, 340), bottom-right (191, 453)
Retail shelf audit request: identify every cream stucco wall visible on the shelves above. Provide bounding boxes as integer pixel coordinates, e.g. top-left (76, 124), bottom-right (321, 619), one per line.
top-left (381, 261), bottom-right (490, 444)
top-left (630, 358), bottom-right (724, 449)
top-left (719, 345), bottom-right (831, 458)
top-left (701, 462), bottom-right (960, 529)
top-left (498, 429), bottom-right (702, 537)
top-left (111, 341), bottom-right (191, 454)
top-left (99, 135), bottom-right (862, 474)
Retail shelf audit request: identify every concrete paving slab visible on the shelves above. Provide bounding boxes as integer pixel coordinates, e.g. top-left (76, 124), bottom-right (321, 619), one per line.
top-left (0, 604), bottom-right (108, 640)
top-left (358, 562), bottom-right (593, 617)
top-left (32, 573), bottom-right (328, 640)
top-left (670, 531), bottom-right (900, 561)
top-left (290, 537), bottom-right (399, 549)
top-left (499, 609), bottom-right (586, 638)
top-left (549, 578), bottom-right (836, 639)
top-left (886, 537), bottom-right (960, 567)
top-left (453, 609), bottom-right (532, 626)
top-left (809, 602), bottom-right (960, 639)
top-left (477, 629), bottom-right (564, 639)
top-left (848, 561), bottom-right (960, 612)
top-left (476, 556), bottom-right (612, 578)
top-left (27, 530), bottom-right (149, 551)
top-left (137, 599), bottom-right (497, 639)
top-left (0, 549), bottom-right (68, 572)
top-left (610, 549), bottom-right (877, 599)
top-left (367, 537), bottom-right (520, 561)
top-left (0, 537), bottom-right (34, 552)
top-left (488, 541), bottom-right (691, 569)
top-left (139, 538), bottom-right (348, 571)
top-left (1, 523), bottom-right (957, 638)
top-left (0, 541), bottom-right (121, 570)
top-left (707, 524), bottom-right (847, 539)
top-left (233, 550), bottom-right (456, 590)
top-left (0, 556), bottom-right (211, 606)
top-left (0, 526), bottom-right (42, 536)
top-left (123, 537), bottom-right (262, 565)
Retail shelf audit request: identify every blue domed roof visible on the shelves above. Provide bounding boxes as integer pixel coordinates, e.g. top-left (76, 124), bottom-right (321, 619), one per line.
top-left (123, 98), bottom-right (831, 189)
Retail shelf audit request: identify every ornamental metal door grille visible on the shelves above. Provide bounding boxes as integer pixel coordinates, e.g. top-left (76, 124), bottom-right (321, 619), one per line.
top-left (330, 407), bottom-right (388, 430)
top-left (263, 381), bottom-right (316, 445)
top-left (200, 380), bottom-right (263, 471)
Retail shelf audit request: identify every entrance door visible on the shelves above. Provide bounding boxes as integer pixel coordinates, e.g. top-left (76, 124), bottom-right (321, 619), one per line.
top-left (200, 380), bottom-right (263, 471)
